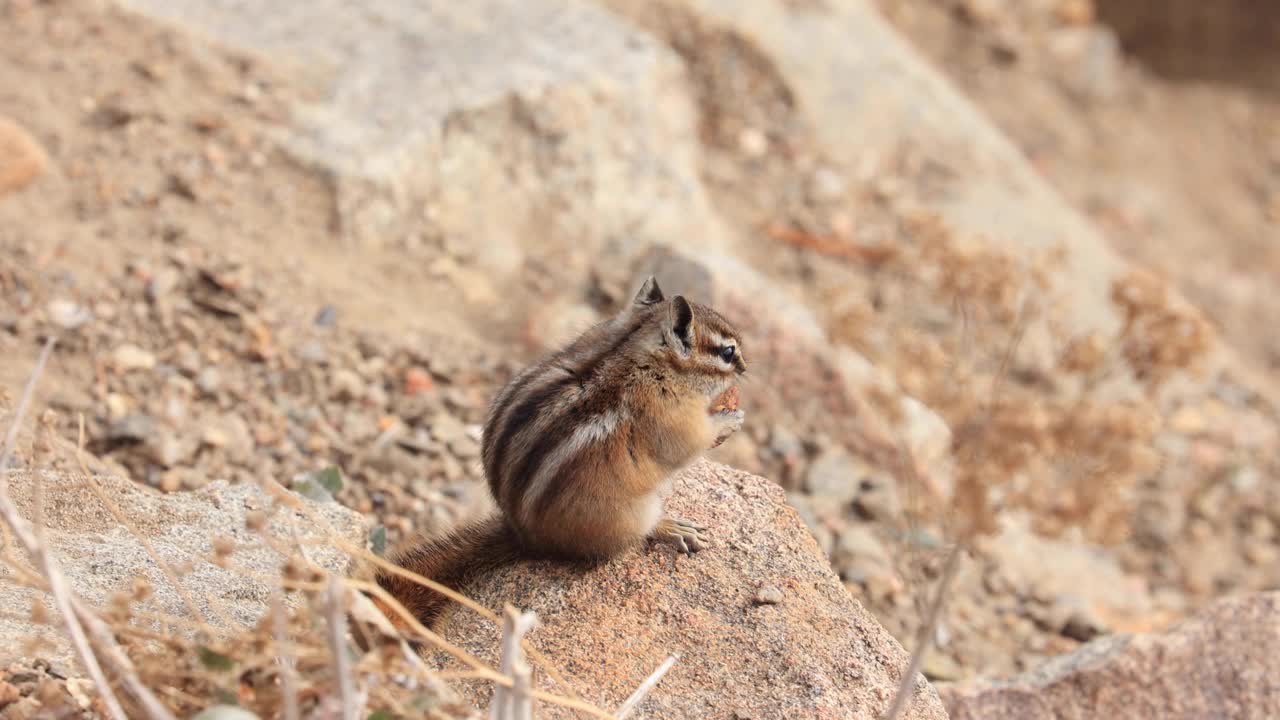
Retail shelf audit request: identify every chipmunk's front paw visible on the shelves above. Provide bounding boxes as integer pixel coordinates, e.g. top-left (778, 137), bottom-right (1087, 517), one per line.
top-left (710, 409), bottom-right (745, 449)
top-left (651, 516), bottom-right (709, 554)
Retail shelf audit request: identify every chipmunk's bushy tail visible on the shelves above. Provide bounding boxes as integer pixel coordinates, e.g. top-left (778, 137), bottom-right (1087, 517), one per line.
top-left (370, 514), bottom-right (526, 632)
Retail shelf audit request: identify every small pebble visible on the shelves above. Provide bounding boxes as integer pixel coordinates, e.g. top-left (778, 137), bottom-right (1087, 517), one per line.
top-left (767, 423), bottom-right (803, 461)
top-left (159, 471), bottom-right (182, 493)
top-left (196, 367), bottom-right (222, 394)
top-left (146, 267), bottom-right (180, 302)
top-left (46, 299), bottom-right (92, 329)
top-left (106, 414), bottom-right (155, 442)
top-left (1244, 541), bottom-right (1278, 568)
top-left (331, 368), bottom-right (364, 401)
top-left (0, 114), bottom-right (48, 197)
top-left (922, 652), bottom-right (963, 682)
top-left (105, 393), bottom-right (131, 420)
top-left (430, 412), bottom-right (468, 445)
top-left (753, 584), bottom-right (784, 606)
top-left (150, 433), bottom-right (190, 467)
top-left (0, 680), bottom-right (19, 705)
top-left (112, 343), bottom-right (157, 372)
top-left (439, 453), bottom-right (464, 483)
top-left (297, 340), bottom-right (329, 364)
top-left (449, 437), bottom-right (480, 459)
top-left (809, 167), bottom-right (846, 201)
top-left (314, 304), bottom-right (338, 327)
top-left (738, 128), bottom-right (768, 158)
top-left (201, 426), bottom-right (229, 448)
top-left (404, 366), bottom-right (435, 396)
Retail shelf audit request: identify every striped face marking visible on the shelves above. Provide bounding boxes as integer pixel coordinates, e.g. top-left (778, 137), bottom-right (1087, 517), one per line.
top-left (693, 321), bottom-right (746, 379)
top-left (706, 331), bottom-right (739, 370)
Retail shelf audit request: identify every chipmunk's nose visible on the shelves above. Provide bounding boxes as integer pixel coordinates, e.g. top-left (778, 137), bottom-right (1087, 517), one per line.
top-left (734, 355), bottom-right (747, 374)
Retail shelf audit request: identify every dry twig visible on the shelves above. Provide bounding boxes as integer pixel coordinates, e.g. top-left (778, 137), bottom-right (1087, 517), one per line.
top-left (616, 654), bottom-right (678, 720)
top-left (764, 221), bottom-right (898, 265)
top-left (490, 605), bottom-right (538, 720)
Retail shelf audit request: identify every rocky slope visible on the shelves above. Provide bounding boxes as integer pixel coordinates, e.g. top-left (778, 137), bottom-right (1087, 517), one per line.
top-left (942, 592), bottom-right (1280, 720)
top-left (439, 459), bottom-right (948, 720)
top-left (2, 0), bottom-right (1279, 715)
top-left (0, 470), bottom-right (367, 670)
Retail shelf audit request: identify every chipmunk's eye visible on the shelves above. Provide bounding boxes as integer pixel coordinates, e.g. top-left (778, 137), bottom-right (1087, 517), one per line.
top-left (718, 345), bottom-right (736, 363)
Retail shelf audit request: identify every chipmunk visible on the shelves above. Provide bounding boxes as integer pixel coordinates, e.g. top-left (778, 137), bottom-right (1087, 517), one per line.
top-left (369, 276), bottom-right (747, 631)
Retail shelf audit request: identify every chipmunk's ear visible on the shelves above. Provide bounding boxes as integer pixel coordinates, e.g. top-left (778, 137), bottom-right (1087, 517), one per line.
top-left (663, 295), bottom-right (694, 354)
top-left (632, 275), bottom-right (664, 307)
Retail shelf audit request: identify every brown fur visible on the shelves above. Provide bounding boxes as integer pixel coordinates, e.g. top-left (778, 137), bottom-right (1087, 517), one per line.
top-left (374, 515), bottom-right (525, 630)
top-left (371, 277), bottom-right (746, 629)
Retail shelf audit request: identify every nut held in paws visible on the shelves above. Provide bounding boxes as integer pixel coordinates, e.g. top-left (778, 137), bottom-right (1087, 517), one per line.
top-left (711, 385), bottom-right (740, 414)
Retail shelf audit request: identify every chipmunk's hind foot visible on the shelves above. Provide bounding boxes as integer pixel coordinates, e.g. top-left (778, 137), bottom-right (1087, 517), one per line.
top-left (650, 516), bottom-right (709, 554)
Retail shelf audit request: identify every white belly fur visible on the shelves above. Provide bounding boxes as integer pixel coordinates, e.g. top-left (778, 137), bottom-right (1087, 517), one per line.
top-left (635, 492), bottom-right (664, 536)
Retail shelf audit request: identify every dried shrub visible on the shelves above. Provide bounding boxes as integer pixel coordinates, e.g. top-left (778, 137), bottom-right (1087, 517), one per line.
top-left (1111, 269), bottom-right (1215, 389)
top-left (825, 212), bottom-right (1214, 546)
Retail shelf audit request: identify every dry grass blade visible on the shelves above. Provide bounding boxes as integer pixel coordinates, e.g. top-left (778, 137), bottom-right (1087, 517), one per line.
top-left (615, 654), bottom-right (678, 720)
top-left (880, 543), bottom-right (962, 720)
top-left (74, 413), bottom-right (232, 634)
top-left (0, 338), bottom-right (129, 720)
top-left (70, 597), bottom-right (179, 720)
top-left (325, 575), bottom-right (363, 720)
top-left (0, 338), bottom-right (177, 720)
top-left (257, 475), bottom-right (500, 621)
top-left (0, 341), bottom-right (116, 716)
top-left (0, 338), bottom-right (56, 470)
top-left (346, 575), bottom-right (619, 718)
top-left (252, 474), bottom-right (594, 709)
top-left (272, 587), bottom-right (302, 720)
top-left (358, 539), bottom-right (591, 707)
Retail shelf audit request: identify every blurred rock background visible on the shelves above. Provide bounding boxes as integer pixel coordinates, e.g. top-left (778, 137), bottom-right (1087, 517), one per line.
top-left (1, 0), bottom-right (1277, 715)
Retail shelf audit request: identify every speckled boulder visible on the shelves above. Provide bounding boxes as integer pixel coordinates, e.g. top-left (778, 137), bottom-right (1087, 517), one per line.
top-left (941, 592), bottom-right (1280, 720)
top-left (436, 458), bottom-right (948, 720)
top-left (0, 470), bottom-right (368, 668)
